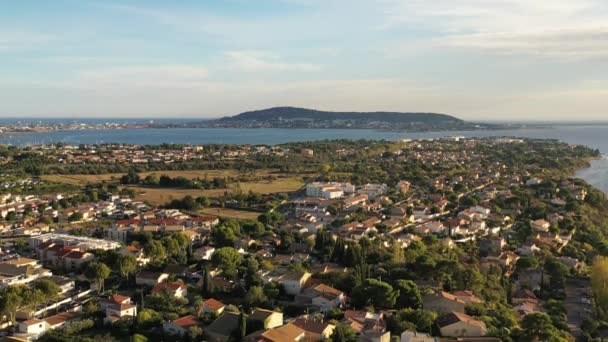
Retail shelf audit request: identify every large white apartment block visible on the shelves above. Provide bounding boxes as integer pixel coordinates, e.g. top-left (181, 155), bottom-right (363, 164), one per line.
top-left (29, 233), bottom-right (121, 251)
top-left (306, 182), bottom-right (355, 199)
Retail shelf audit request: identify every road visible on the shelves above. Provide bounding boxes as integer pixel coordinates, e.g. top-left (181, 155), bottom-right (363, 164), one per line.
top-left (565, 278), bottom-right (592, 340)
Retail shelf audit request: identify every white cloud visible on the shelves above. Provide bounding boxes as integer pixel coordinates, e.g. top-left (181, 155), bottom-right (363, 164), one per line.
top-left (379, 0), bottom-right (608, 58)
top-left (225, 51), bottom-right (321, 72)
top-left (76, 65), bottom-right (209, 88)
top-left (0, 31), bottom-right (55, 51)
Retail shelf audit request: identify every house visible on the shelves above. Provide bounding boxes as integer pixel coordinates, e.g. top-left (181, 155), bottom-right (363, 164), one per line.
top-left (0, 259), bottom-right (52, 287)
top-left (558, 256), bottom-right (584, 272)
top-left (451, 290), bottom-right (483, 305)
top-left (279, 271), bottom-right (311, 295)
top-left (101, 294), bottom-right (132, 310)
top-left (293, 317), bottom-right (336, 340)
top-left (342, 310), bottom-right (386, 334)
top-left (497, 251), bottom-right (519, 267)
top-left (516, 268), bottom-right (549, 291)
top-left (358, 330), bottom-right (391, 342)
top-left (105, 302), bottom-right (137, 324)
top-left (260, 322), bottom-right (306, 342)
top-left (531, 219), bottom-right (550, 232)
top-left (249, 308), bottom-right (283, 329)
top-left (135, 271), bottom-right (169, 286)
top-left (46, 275), bottom-right (75, 294)
top-left (401, 330), bottom-right (434, 342)
top-left (526, 178), bottom-right (543, 186)
top-left (119, 245), bottom-right (150, 266)
top-left (423, 291), bottom-right (466, 313)
top-left (152, 281), bottom-right (188, 298)
top-left (436, 312), bottom-right (487, 337)
top-left (205, 312), bottom-right (240, 342)
top-left (190, 215), bottom-right (220, 228)
top-left (514, 301), bottom-right (541, 316)
top-left (517, 243), bottom-right (540, 256)
top-left (193, 246), bottom-right (215, 261)
top-left (43, 311), bottom-right (80, 330)
top-left (511, 289), bottom-right (538, 305)
top-left (18, 319), bottom-right (47, 340)
top-left (297, 283), bottom-right (346, 311)
top-left (201, 298), bottom-right (226, 315)
top-left (357, 183), bottom-right (388, 199)
top-left (344, 194), bottom-right (369, 209)
top-left (163, 315), bottom-right (203, 336)
top-left (417, 221), bottom-right (445, 235)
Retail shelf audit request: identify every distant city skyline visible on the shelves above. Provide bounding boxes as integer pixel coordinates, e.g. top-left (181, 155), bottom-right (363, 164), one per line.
top-left (1, 0), bottom-right (607, 120)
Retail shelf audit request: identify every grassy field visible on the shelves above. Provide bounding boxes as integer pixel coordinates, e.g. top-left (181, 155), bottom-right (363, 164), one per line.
top-left (122, 186), bottom-right (225, 205)
top-left (123, 176), bottom-right (303, 206)
top-left (41, 169), bottom-right (307, 185)
top-left (198, 208), bottom-right (262, 221)
top-left (43, 169), bottom-right (307, 206)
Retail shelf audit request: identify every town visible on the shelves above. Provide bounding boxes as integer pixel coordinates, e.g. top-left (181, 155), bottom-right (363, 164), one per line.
top-left (0, 137), bottom-right (605, 342)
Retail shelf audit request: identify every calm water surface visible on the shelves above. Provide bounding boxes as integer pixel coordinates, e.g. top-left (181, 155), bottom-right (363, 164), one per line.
top-left (1, 125), bottom-right (607, 193)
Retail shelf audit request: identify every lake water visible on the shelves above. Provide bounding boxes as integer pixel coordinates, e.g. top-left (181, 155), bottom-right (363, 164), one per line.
top-left (1, 125), bottom-right (607, 193)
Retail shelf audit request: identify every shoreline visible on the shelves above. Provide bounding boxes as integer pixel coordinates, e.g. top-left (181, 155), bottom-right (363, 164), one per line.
top-left (574, 155), bottom-right (608, 195)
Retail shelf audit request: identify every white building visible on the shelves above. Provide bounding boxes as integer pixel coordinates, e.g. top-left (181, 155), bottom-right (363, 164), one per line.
top-left (29, 233), bottom-right (121, 251)
top-left (306, 182), bottom-right (354, 199)
top-left (357, 183), bottom-right (388, 199)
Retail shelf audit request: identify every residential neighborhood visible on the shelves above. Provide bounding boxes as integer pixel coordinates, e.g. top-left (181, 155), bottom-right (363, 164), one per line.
top-left (0, 138), bottom-right (604, 341)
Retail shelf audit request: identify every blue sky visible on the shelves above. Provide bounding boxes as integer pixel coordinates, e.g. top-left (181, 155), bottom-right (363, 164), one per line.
top-left (1, 0), bottom-right (607, 120)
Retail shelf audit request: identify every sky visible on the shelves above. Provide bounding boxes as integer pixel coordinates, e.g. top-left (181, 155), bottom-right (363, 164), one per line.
top-left (1, 0), bottom-right (608, 120)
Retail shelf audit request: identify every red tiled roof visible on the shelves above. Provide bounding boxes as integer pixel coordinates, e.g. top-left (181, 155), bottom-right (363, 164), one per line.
top-left (436, 311), bottom-right (485, 329)
top-left (116, 219), bottom-right (141, 226)
top-left (110, 294), bottom-right (130, 304)
top-left (147, 218), bottom-right (180, 225)
top-left (191, 216), bottom-right (218, 222)
top-left (126, 245), bottom-right (140, 252)
top-left (152, 281), bottom-right (186, 294)
top-left (172, 315), bottom-right (200, 329)
top-left (63, 250), bottom-right (89, 259)
top-left (202, 298), bottom-right (225, 310)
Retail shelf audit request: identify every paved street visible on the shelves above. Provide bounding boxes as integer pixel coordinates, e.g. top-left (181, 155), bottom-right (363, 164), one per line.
top-left (565, 278), bottom-right (592, 340)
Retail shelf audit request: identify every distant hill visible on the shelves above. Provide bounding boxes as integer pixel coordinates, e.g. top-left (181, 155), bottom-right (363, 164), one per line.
top-left (218, 107), bottom-right (463, 124)
top-left (190, 106), bottom-right (492, 131)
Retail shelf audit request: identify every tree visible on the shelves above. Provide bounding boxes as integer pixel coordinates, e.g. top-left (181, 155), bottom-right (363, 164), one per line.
top-left (238, 311), bottom-right (247, 341)
top-left (245, 286), bottom-right (267, 308)
top-left (132, 334), bottom-right (148, 342)
top-left (144, 240), bottom-right (167, 266)
top-left (189, 326), bottom-right (204, 341)
top-left (68, 212), bottom-right (83, 222)
top-left (143, 174), bottom-right (159, 186)
top-left (84, 262), bottom-right (111, 292)
top-left (351, 279), bottom-right (399, 309)
top-left (521, 313), bottom-right (562, 341)
top-left (331, 324), bottom-right (357, 342)
top-left (212, 224), bottom-right (240, 247)
top-left (387, 308), bottom-right (437, 334)
top-left (591, 256), bottom-right (608, 319)
top-left (394, 280), bottom-right (422, 309)
top-left (0, 287), bottom-right (23, 322)
top-left (202, 266), bottom-right (213, 296)
top-left (390, 240), bottom-right (405, 264)
top-left (212, 247), bottom-right (242, 279)
top-left (516, 255), bottom-right (539, 272)
top-left (331, 236), bottom-right (346, 263)
top-left (116, 253), bottom-right (137, 283)
top-left (33, 279), bottom-right (61, 316)
top-left (121, 170), bottom-right (140, 184)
